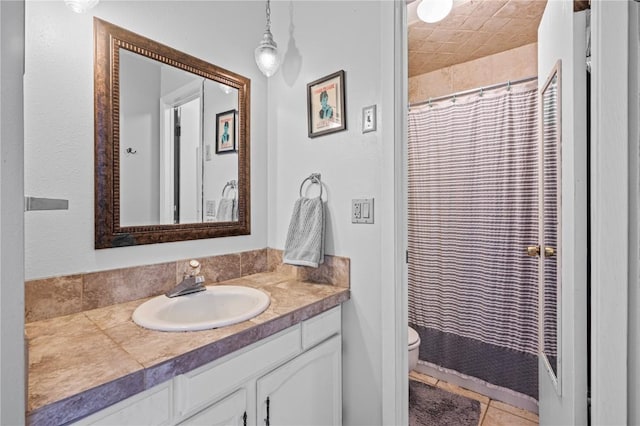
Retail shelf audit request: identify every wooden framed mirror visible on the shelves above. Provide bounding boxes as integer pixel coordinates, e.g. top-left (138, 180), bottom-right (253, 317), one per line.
top-left (94, 18), bottom-right (250, 248)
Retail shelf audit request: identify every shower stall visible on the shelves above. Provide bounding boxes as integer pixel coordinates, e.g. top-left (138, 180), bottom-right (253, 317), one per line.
top-left (407, 78), bottom-right (540, 407)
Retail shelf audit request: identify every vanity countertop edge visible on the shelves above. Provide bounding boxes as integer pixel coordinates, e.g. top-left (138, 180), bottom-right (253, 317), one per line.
top-left (25, 271), bottom-right (350, 425)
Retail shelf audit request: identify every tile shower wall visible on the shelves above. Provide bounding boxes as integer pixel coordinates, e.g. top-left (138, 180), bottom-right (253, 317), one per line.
top-left (25, 248), bottom-right (349, 323)
top-left (408, 43), bottom-right (538, 103)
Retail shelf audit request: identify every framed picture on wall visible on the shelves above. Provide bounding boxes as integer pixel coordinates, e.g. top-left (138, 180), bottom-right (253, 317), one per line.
top-left (215, 109), bottom-right (236, 153)
top-left (307, 70), bottom-right (346, 138)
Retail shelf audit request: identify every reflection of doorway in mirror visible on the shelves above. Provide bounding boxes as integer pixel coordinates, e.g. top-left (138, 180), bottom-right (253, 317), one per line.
top-left (177, 98), bottom-right (202, 224)
top-left (158, 78), bottom-right (204, 225)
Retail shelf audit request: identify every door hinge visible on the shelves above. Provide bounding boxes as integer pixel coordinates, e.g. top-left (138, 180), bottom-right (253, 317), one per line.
top-left (405, 249), bottom-right (409, 264)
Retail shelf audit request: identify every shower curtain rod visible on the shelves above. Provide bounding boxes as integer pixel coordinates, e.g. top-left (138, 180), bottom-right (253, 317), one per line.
top-left (409, 75), bottom-right (538, 109)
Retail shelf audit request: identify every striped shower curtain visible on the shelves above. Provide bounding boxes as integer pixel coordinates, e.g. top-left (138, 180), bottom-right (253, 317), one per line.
top-left (407, 80), bottom-right (539, 400)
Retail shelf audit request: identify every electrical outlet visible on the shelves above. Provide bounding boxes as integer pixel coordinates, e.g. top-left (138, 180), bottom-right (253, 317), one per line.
top-left (353, 202), bottom-right (362, 219)
top-left (352, 198), bottom-right (374, 224)
top-left (206, 200), bottom-right (216, 217)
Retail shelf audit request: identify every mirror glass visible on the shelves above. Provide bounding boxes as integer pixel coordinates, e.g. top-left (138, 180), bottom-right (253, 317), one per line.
top-left (119, 50), bottom-right (239, 226)
top-left (541, 60), bottom-right (561, 389)
top-left (95, 18), bottom-right (250, 248)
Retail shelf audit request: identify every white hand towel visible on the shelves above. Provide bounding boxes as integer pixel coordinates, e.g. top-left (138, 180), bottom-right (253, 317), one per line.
top-left (216, 198), bottom-right (235, 222)
top-left (283, 197), bottom-right (325, 268)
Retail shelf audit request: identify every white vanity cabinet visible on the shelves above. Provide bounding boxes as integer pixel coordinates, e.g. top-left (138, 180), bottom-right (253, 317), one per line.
top-left (72, 381), bottom-right (174, 426)
top-left (256, 335), bottom-right (341, 426)
top-left (73, 306), bottom-right (342, 426)
top-left (178, 388), bottom-right (248, 426)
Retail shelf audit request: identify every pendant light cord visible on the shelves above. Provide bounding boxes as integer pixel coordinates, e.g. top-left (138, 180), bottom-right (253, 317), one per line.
top-left (265, 0), bottom-right (272, 31)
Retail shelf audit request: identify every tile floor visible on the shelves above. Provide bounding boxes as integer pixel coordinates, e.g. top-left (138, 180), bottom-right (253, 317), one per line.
top-left (410, 371), bottom-right (539, 426)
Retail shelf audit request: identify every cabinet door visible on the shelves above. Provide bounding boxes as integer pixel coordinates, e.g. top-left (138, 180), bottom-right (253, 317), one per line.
top-left (179, 388), bottom-right (248, 426)
top-left (256, 335), bottom-right (341, 426)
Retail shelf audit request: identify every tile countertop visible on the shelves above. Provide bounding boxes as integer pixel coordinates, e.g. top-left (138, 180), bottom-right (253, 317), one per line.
top-left (25, 272), bottom-right (350, 425)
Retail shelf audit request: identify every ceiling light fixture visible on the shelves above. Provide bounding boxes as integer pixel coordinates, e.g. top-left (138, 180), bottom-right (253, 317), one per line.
top-left (64, 0), bottom-right (99, 13)
top-left (254, 0), bottom-right (280, 77)
top-left (219, 83), bottom-right (233, 95)
top-left (416, 0), bottom-right (453, 24)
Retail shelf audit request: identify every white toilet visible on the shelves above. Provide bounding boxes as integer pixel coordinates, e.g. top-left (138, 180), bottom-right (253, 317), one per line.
top-left (408, 326), bottom-right (421, 372)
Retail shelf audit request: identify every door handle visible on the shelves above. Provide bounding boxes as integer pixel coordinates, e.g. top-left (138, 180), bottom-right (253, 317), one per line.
top-left (526, 245), bottom-right (556, 257)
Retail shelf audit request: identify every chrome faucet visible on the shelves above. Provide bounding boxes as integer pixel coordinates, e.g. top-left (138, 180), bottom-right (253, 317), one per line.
top-left (165, 260), bottom-right (206, 298)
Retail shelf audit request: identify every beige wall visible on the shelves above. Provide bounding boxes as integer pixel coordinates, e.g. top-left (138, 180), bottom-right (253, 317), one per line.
top-left (408, 43), bottom-right (537, 104)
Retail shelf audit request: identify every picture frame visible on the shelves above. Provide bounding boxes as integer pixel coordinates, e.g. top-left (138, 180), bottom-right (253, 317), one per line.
top-left (307, 70), bottom-right (346, 138)
top-left (215, 109), bottom-right (236, 153)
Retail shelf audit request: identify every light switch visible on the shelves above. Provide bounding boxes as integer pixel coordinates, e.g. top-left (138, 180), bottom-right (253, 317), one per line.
top-left (352, 198), bottom-right (374, 224)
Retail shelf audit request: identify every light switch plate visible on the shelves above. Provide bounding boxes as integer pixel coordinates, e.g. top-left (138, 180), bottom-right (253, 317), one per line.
top-left (352, 198), bottom-right (374, 224)
top-left (362, 105), bottom-right (377, 133)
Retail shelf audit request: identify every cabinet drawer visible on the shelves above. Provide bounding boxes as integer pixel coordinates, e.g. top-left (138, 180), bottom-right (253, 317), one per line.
top-left (301, 306), bottom-right (341, 350)
top-left (175, 325), bottom-right (301, 418)
top-left (178, 387), bottom-right (247, 426)
top-left (73, 381), bottom-right (172, 426)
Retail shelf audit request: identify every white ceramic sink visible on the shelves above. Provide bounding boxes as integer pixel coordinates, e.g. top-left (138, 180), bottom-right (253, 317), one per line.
top-left (132, 285), bottom-right (270, 332)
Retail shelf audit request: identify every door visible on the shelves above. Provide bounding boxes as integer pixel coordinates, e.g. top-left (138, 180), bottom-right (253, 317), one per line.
top-left (179, 388), bottom-right (247, 426)
top-left (536, 4), bottom-right (588, 424)
top-left (256, 336), bottom-right (341, 426)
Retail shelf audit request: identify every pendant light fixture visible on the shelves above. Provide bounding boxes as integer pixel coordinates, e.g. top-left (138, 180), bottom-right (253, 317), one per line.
top-left (64, 0), bottom-right (99, 13)
top-left (254, 0), bottom-right (280, 77)
top-left (416, 0), bottom-right (453, 24)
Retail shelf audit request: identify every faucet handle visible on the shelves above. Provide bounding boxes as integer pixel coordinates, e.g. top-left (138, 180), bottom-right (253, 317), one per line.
top-left (185, 259), bottom-right (202, 277)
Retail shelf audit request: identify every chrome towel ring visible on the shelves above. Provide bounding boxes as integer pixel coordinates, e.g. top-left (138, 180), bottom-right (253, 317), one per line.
top-left (222, 180), bottom-right (237, 198)
top-left (299, 173), bottom-right (323, 199)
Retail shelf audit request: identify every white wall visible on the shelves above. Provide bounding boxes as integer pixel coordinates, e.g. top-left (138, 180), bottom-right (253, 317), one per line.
top-left (628, 1), bottom-right (639, 423)
top-left (267, 2), bottom-right (396, 423)
top-left (24, 1), bottom-right (269, 279)
top-left (0, 0), bottom-right (26, 423)
top-left (591, 2), bottom-right (630, 424)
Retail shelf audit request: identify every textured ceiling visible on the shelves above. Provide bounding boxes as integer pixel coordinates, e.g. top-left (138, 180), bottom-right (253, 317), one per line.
top-left (408, 0), bottom-right (548, 77)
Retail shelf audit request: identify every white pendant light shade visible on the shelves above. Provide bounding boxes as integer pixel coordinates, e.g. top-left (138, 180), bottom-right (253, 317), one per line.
top-left (254, 29), bottom-right (280, 77)
top-left (255, 0), bottom-right (280, 77)
top-left (64, 0), bottom-right (99, 13)
top-left (417, 0), bottom-right (453, 23)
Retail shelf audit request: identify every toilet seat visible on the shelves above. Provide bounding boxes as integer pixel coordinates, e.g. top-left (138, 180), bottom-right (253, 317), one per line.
top-left (408, 326), bottom-right (420, 350)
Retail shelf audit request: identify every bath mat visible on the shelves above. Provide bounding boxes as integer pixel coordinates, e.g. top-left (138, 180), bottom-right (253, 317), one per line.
top-left (409, 379), bottom-right (481, 426)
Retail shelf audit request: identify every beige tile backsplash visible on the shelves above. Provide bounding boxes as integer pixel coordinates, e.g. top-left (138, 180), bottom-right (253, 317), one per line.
top-left (25, 248), bottom-right (349, 323)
